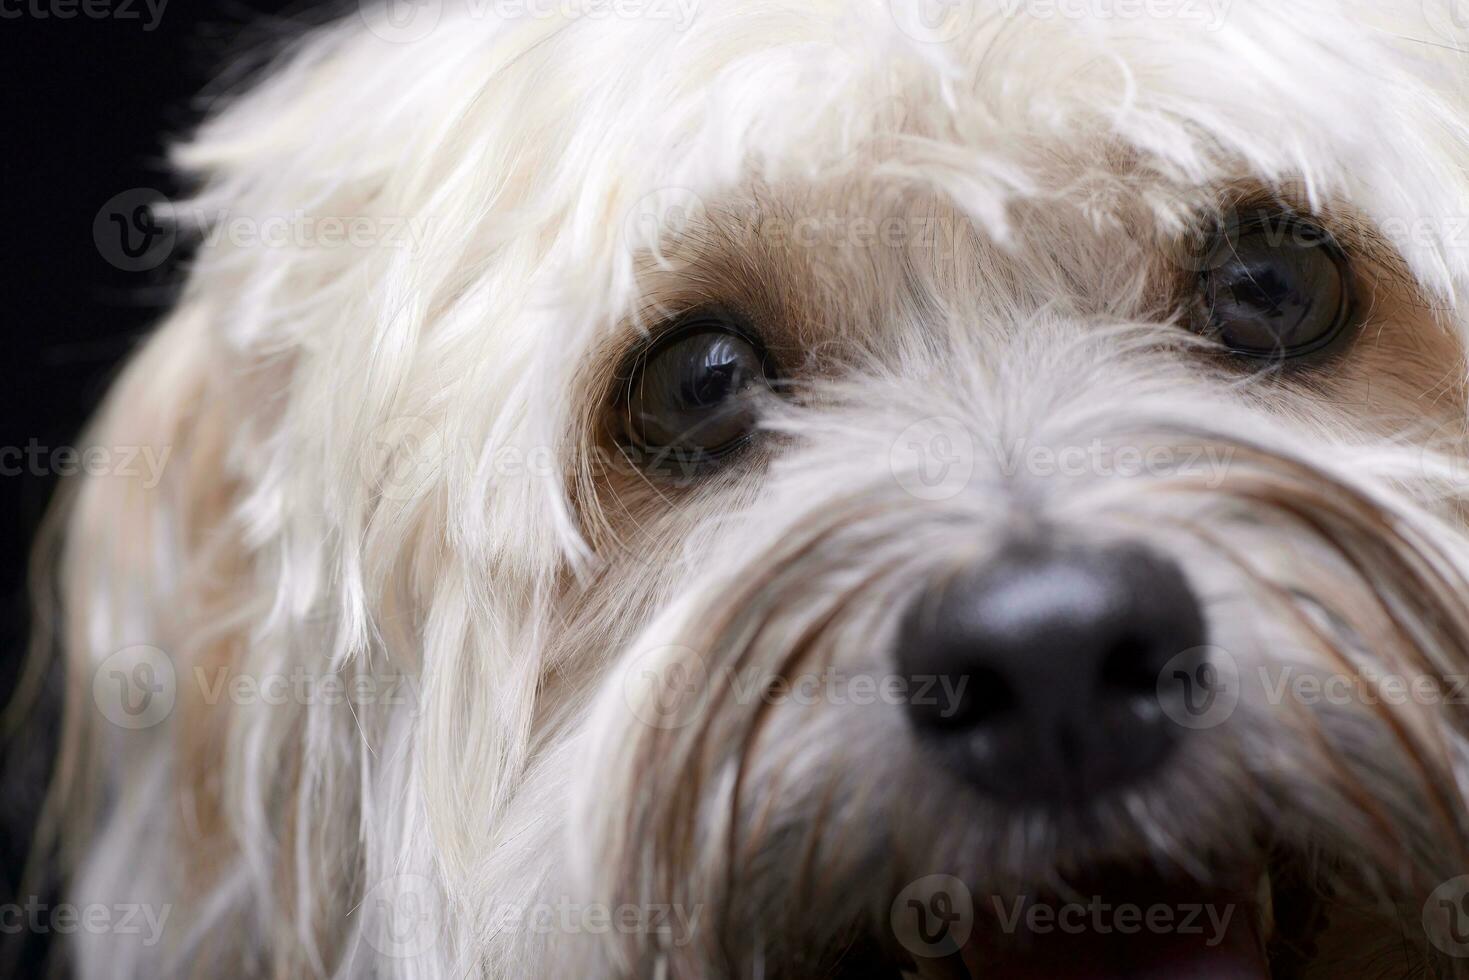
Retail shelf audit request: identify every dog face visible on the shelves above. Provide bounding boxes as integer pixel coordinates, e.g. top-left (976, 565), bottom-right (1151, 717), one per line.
top-left (49, 2), bottom-right (1469, 978)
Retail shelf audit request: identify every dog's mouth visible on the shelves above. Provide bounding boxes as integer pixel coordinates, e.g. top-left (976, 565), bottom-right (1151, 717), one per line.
top-left (827, 856), bottom-right (1335, 980)
top-left (948, 877), bottom-right (1269, 980)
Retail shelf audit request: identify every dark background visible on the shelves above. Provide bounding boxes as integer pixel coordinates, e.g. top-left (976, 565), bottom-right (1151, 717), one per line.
top-left (1, 1), bottom-right (335, 972)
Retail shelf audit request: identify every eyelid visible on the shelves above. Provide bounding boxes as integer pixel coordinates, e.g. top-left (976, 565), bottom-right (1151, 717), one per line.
top-left (617, 308), bottom-right (774, 389)
top-left (1226, 212), bottom-right (1340, 252)
top-left (651, 310), bottom-right (767, 360)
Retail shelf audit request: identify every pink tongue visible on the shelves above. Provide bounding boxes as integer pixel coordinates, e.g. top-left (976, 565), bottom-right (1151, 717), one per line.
top-left (953, 891), bottom-right (1270, 980)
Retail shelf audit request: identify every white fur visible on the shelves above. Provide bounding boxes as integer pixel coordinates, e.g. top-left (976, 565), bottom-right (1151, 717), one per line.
top-left (43, 1), bottom-right (1469, 977)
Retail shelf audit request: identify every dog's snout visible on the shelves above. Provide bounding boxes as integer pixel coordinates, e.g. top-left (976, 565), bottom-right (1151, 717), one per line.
top-left (897, 540), bottom-right (1207, 806)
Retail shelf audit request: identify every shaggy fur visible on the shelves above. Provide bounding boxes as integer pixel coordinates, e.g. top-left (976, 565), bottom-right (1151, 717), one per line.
top-left (27, 0), bottom-right (1469, 976)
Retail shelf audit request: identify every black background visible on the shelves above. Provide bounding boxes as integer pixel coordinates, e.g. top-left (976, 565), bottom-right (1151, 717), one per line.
top-left (1, 1), bottom-right (334, 972)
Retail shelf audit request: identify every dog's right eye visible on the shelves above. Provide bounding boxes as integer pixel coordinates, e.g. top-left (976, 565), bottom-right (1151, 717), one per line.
top-left (1190, 210), bottom-right (1356, 361)
top-left (618, 312), bottom-right (774, 466)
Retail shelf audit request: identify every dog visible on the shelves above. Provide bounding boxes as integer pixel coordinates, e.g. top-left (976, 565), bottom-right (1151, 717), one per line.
top-left (25, 0), bottom-right (1469, 976)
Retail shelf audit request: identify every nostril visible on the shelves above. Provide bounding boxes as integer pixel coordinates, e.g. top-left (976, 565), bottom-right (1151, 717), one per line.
top-left (966, 665), bottom-right (1017, 726)
top-left (1098, 634), bottom-right (1162, 698)
top-left (916, 663), bottom-right (1016, 730)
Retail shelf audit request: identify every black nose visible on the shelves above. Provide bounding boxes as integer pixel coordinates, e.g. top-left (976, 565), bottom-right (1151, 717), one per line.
top-left (896, 540), bottom-right (1207, 806)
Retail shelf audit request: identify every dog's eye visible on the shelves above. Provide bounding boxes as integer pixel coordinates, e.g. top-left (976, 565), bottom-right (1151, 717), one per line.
top-left (1193, 213), bottom-right (1354, 360)
top-left (620, 312), bottom-right (773, 464)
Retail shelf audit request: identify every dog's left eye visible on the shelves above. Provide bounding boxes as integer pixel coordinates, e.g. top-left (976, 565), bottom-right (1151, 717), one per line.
top-left (619, 312), bottom-right (773, 465)
top-left (1192, 212), bottom-right (1355, 360)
